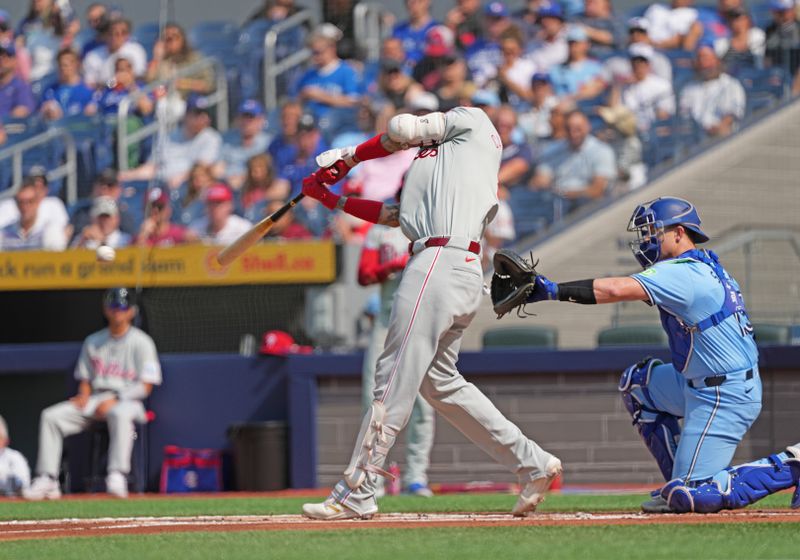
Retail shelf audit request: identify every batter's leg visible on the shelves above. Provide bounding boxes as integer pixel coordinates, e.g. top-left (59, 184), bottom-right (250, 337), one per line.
top-left (360, 311), bottom-right (389, 496)
top-left (403, 395), bottom-right (435, 492)
top-left (34, 401), bottom-right (92, 477)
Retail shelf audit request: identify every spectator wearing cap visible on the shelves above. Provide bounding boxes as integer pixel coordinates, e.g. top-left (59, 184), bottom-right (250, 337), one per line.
top-left (238, 154), bottom-right (290, 216)
top-left (361, 37), bottom-right (412, 98)
top-left (575, 0), bottom-right (626, 59)
top-left (268, 100), bottom-right (305, 172)
top-left (436, 56), bottom-right (477, 112)
top-left (494, 105), bottom-right (535, 190)
top-left (518, 72), bottom-right (559, 141)
top-left (0, 177), bottom-right (67, 251)
top-left (119, 94), bottom-right (222, 188)
top-left (445, 0), bottom-right (485, 52)
top-left (0, 166), bottom-right (68, 233)
top-left (466, 2), bottom-right (517, 89)
top-left (391, 0), bottom-right (438, 66)
top-left (713, 8), bottom-right (765, 74)
top-left (612, 44), bottom-right (675, 132)
top-left (212, 99), bottom-right (272, 190)
top-left (135, 187), bottom-right (191, 247)
top-left (146, 23), bottom-right (214, 99)
top-left (69, 169), bottom-right (136, 242)
top-left (641, 0), bottom-right (703, 51)
top-left (513, 0), bottom-right (546, 43)
top-left (765, 0), bottom-right (800, 77)
top-left (71, 196), bottom-right (132, 249)
top-left (525, 1), bottom-right (569, 73)
top-left (532, 109), bottom-right (616, 209)
top-left (494, 26), bottom-right (539, 109)
top-left (83, 19), bottom-right (147, 88)
top-left (548, 25), bottom-right (607, 100)
top-left (603, 18), bottom-right (673, 85)
top-left (40, 48), bottom-right (94, 120)
top-left (412, 25), bottom-right (457, 91)
top-left (0, 43), bottom-right (35, 118)
top-left (373, 57), bottom-right (425, 112)
top-left (278, 113), bottom-right (330, 197)
top-left (293, 23), bottom-right (361, 136)
top-left (679, 43), bottom-right (746, 137)
top-left (189, 183), bottom-right (252, 245)
top-left (597, 104), bottom-right (646, 191)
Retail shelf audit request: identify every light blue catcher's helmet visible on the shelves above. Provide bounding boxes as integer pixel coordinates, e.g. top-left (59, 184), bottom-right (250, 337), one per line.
top-left (627, 197), bottom-right (709, 268)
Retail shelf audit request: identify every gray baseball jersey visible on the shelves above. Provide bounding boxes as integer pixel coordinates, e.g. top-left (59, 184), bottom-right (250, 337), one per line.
top-left (327, 106), bottom-right (557, 516)
top-left (75, 326), bottom-right (162, 393)
top-left (363, 224), bottom-right (409, 318)
top-left (399, 106), bottom-right (501, 242)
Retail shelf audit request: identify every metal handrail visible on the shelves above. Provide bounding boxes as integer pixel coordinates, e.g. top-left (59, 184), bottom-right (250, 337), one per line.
top-left (0, 128), bottom-right (78, 204)
top-left (116, 55), bottom-right (229, 171)
top-left (263, 9), bottom-right (318, 111)
top-left (353, 2), bottom-right (393, 61)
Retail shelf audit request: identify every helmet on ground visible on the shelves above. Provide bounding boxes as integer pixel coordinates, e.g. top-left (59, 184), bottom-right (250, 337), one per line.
top-left (627, 197), bottom-right (709, 268)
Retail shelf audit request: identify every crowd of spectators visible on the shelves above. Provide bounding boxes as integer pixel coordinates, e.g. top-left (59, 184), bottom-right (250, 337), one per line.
top-left (0, 0), bottom-right (799, 257)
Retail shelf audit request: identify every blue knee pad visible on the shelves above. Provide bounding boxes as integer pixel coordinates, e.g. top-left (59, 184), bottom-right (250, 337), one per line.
top-left (661, 449), bottom-right (800, 513)
top-left (619, 357), bottom-right (681, 481)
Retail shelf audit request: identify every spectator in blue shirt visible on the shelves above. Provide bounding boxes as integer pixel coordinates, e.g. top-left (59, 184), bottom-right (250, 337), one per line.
top-left (80, 3), bottom-right (112, 58)
top-left (88, 56), bottom-right (154, 117)
top-left (0, 44), bottom-right (35, 118)
top-left (40, 48), bottom-right (94, 121)
top-left (548, 25), bottom-right (607, 100)
top-left (392, 0), bottom-right (438, 66)
top-left (213, 99), bottom-right (272, 190)
top-left (467, 2), bottom-right (516, 89)
top-left (293, 23), bottom-right (360, 138)
top-left (494, 104), bottom-right (534, 189)
top-left (278, 113), bottom-right (329, 197)
top-left (268, 99), bottom-right (304, 172)
top-left (575, 0), bottom-right (626, 59)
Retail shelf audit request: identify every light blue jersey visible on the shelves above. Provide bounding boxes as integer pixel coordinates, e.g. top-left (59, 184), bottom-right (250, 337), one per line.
top-left (632, 255), bottom-right (758, 380)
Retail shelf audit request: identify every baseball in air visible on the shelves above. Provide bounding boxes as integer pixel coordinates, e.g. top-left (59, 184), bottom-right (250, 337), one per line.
top-left (96, 245), bottom-right (116, 262)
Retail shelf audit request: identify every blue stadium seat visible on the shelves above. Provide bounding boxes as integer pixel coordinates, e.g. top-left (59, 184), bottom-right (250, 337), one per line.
top-left (508, 188), bottom-right (558, 237)
top-left (189, 21), bottom-right (239, 48)
top-left (119, 180), bottom-right (151, 229)
top-left (132, 22), bottom-right (161, 60)
top-left (735, 67), bottom-right (788, 116)
top-left (31, 71), bottom-right (58, 99)
top-left (750, 2), bottom-right (773, 30)
top-left (671, 66), bottom-right (695, 95)
top-left (664, 49), bottom-right (695, 71)
top-left (54, 114), bottom-right (114, 197)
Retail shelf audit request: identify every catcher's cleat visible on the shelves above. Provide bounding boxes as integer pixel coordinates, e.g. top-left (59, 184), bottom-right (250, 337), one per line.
top-left (302, 498), bottom-right (377, 520)
top-left (511, 456), bottom-right (563, 517)
top-left (641, 494), bottom-right (675, 513)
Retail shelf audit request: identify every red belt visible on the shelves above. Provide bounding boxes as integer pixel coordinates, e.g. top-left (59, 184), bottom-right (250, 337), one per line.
top-left (408, 237), bottom-right (481, 255)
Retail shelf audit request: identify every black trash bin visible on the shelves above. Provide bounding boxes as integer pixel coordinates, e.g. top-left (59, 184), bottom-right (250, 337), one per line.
top-left (227, 422), bottom-right (288, 491)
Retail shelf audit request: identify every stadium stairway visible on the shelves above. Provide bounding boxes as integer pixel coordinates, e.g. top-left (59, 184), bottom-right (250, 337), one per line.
top-left (463, 98), bottom-right (800, 350)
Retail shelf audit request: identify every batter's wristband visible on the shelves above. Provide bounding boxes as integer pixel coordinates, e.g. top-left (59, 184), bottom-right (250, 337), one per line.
top-left (557, 279), bottom-right (597, 304)
top-left (355, 134), bottom-right (392, 162)
top-left (343, 197), bottom-right (383, 224)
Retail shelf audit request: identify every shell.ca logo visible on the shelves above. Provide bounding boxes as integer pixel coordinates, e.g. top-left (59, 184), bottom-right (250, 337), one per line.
top-left (205, 250), bottom-right (230, 276)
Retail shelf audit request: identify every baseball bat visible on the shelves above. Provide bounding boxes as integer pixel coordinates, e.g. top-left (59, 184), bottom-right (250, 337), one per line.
top-left (215, 192), bottom-right (305, 266)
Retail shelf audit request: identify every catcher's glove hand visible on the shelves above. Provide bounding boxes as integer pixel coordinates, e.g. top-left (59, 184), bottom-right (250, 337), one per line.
top-left (491, 250), bottom-right (558, 318)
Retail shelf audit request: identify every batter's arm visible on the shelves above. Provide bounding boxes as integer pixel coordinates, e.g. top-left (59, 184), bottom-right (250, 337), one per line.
top-left (377, 203), bottom-right (400, 227)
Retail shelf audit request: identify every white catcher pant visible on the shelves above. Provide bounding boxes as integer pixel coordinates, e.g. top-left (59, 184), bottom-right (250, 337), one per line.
top-left (35, 394), bottom-right (146, 478)
top-left (333, 246), bottom-right (556, 514)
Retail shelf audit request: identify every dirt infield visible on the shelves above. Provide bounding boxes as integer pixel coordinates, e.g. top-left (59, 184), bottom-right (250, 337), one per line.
top-left (2, 510), bottom-right (800, 542)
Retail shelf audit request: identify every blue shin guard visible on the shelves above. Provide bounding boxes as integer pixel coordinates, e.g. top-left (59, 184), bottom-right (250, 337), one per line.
top-left (661, 446), bottom-right (800, 513)
top-left (619, 358), bottom-right (680, 481)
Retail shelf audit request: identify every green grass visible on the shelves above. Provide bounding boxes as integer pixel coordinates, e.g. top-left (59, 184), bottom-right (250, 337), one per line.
top-left (0, 491), bottom-right (793, 521)
top-left (2, 524), bottom-right (800, 560)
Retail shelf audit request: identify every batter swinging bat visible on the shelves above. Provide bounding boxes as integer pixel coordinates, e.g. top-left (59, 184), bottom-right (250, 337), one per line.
top-left (215, 192), bottom-right (305, 266)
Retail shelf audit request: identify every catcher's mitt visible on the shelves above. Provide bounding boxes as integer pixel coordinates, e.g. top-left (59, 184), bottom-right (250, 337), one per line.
top-left (491, 249), bottom-right (539, 318)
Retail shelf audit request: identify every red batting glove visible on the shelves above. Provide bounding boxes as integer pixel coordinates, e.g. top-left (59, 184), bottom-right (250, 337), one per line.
top-left (314, 160), bottom-right (351, 187)
top-left (301, 175), bottom-right (340, 210)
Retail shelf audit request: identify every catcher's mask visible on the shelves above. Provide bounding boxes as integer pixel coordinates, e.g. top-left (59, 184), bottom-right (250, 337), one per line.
top-left (627, 197), bottom-right (709, 269)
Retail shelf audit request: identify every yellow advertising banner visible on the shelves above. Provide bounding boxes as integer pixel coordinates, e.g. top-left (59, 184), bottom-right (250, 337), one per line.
top-left (0, 241), bottom-right (336, 290)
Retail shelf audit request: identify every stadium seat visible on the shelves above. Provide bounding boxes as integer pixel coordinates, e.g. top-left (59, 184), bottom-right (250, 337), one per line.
top-left (132, 22), bottom-right (161, 60)
top-left (597, 324), bottom-right (669, 347)
top-left (189, 20), bottom-right (239, 48)
top-left (482, 326), bottom-right (558, 349)
top-left (752, 323), bottom-right (791, 345)
top-left (664, 49), bottom-right (695, 71)
top-left (735, 67), bottom-right (788, 116)
top-left (508, 188), bottom-right (558, 237)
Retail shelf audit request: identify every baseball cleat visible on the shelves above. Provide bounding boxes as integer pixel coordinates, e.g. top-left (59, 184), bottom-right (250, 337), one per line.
top-left (302, 498), bottom-right (377, 520)
top-left (511, 456), bottom-right (562, 517)
top-left (788, 443), bottom-right (800, 509)
top-left (22, 476), bottom-right (61, 501)
top-left (406, 482), bottom-right (434, 497)
top-left (641, 494), bottom-right (674, 513)
top-left (105, 471), bottom-right (129, 499)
